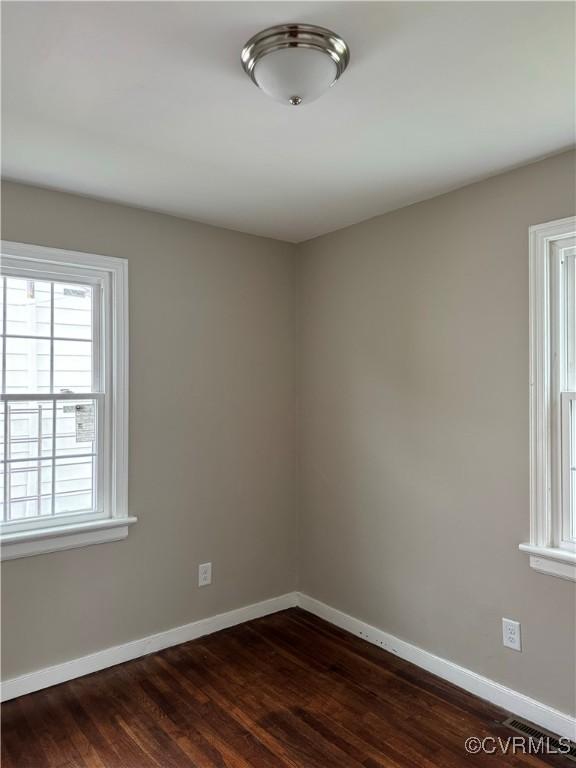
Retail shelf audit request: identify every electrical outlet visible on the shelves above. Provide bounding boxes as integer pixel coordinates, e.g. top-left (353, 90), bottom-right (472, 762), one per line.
top-left (502, 618), bottom-right (521, 651)
top-left (198, 562), bottom-right (212, 587)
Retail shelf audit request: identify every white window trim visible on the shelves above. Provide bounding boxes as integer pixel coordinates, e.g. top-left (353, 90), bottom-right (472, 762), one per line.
top-left (520, 217), bottom-right (576, 581)
top-left (0, 241), bottom-right (135, 560)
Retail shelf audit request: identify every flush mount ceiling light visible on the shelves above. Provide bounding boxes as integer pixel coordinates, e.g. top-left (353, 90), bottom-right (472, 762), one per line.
top-left (241, 24), bottom-right (350, 107)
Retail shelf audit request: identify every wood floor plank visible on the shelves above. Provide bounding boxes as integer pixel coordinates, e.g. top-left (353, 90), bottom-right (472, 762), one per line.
top-left (1, 608), bottom-right (572, 767)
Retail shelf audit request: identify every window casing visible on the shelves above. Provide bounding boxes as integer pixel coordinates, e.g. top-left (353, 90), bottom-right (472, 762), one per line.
top-left (0, 242), bottom-right (134, 560)
top-left (521, 217), bottom-right (576, 580)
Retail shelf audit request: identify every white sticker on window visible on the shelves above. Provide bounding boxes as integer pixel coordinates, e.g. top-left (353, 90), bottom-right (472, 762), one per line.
top-left (63, 287), bottom-right (88, 298)
top-left (75, 404), bottom-right (95, 442)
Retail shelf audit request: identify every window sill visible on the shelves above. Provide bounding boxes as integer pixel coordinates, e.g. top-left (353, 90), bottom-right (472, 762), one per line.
top-left (0, 517), bottom-right (138, 561)
top-left (519, 543), bottom-right (576, 581)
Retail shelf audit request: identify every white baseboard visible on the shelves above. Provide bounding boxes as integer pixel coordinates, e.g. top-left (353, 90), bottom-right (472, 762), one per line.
top-left (297, 593), bottom-right (576, 743)
top-left (1, 592), bottom-right (298, 702)
top-left (3, 589), bottom-right (575, 744)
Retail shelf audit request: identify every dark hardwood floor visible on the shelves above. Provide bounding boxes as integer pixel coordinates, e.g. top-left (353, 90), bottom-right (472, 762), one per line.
top-left (1, 608), bottom-right (572, 767)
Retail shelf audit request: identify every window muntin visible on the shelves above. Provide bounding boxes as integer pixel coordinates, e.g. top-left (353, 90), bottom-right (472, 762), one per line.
top-left (1, 268), bottom-right (106, 534)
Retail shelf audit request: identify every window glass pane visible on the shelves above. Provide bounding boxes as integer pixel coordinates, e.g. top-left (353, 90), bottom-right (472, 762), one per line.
top-left (53, 283), bottom-right (93, 340)
top-left (54, 457), bottom-right (94, 515)
top-left (0, 403), bottom-right (4, 462)
top-left (53, 340), bottom-right (92, 393)
top-left (565, 249), bottom-right (576, 391)
top-left (571, 399), bottom-right (576, 542)
top-left (0, 403), bottom-right (4, 522)
top-left (5, 277), bottom-right (51, 337)
top-left (6, 401), bottom-right (54, 461)
top-left (5, 338), bottom-right (50, 394)
top-left (0, 276), bottom-right (4, 335)
top-left (7, 459), bottom-right (52, 520)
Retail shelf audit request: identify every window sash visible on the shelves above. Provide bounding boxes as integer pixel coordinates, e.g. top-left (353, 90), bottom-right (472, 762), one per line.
top-left (564, 247), bottom-right (576, 391)
top-left (553, 242), bottom-right (576, 552)
top-left (1, 263), bottom-right (104, 395)
top-left (1, 261), bottom-right (110, 534)
top-left (560, 391), bottom-right (576, 549)
top-left (0, 392), bottom-right (107, 534)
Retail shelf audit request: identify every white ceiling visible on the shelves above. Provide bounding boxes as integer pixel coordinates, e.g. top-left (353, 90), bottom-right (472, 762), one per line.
top-left (2, 2), bottom-right (574, 243)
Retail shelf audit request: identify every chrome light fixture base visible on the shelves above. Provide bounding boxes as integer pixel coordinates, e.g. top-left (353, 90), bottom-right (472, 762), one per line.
top-left (241, 24), bottom-right (350, 104)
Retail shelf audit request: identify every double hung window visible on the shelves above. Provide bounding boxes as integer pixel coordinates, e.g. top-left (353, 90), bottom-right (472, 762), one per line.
top-left (521, 217), bottom-right (576, 580)
top-left (0, 241), bottom-right (133, 560)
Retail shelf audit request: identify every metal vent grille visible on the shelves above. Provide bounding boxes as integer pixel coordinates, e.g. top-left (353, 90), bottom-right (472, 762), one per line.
top-left (502, 717), bottom-right (576, 762)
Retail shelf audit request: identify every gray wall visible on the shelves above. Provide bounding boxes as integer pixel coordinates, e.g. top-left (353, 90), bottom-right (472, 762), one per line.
top-left (1, 181), bottom-right (299, 679)
top-left (3, 152), bottom-right (575, 717)
top-left (298, 150), bottom-right (576, 716)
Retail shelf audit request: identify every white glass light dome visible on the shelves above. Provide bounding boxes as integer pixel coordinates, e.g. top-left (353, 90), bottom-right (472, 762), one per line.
top-left (241, 24), bottom-right (350, 107)
top-left (254, 47), bottom-right (338, 106)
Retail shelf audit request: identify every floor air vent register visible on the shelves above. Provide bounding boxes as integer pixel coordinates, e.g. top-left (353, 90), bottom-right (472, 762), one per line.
top-left (502, 717), bottom-right (576, 762)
